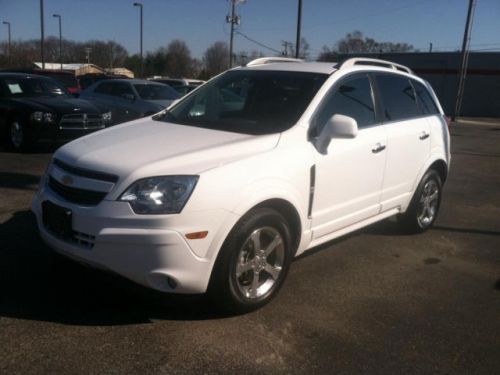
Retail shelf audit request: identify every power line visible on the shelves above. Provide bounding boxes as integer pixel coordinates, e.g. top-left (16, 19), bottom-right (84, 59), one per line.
top-left (235, 30), bottom-right (282, 54)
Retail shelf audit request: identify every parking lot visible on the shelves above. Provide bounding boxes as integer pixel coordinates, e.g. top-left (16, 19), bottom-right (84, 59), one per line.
top-left (0, 120), bottom-right (499, 374)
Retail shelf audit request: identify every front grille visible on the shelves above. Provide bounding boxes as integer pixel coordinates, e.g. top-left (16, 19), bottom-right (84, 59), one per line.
top-left (48, 176), bottom-right (107, 206)
top-left (54, 158), bottom-right (119, 183)
top-left (59, 113), bottom-right (104, 130)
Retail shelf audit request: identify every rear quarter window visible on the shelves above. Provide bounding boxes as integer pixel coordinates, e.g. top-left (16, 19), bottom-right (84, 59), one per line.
top-left (375, 74), bottom-right (419, 122)
top-left (413, 80), bottom-right (440, 115)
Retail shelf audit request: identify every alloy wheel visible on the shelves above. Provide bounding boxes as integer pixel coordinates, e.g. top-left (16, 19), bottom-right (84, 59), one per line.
top-left (234, 226), bottom-right (285, 299)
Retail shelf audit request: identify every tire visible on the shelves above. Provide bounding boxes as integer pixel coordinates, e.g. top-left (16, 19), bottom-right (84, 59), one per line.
top-left (7, 119), bottom-right (31, 152)
top-left (209, 208), bottom-right (293, 313)
top-left (399, 169), bottom-right (442, 233)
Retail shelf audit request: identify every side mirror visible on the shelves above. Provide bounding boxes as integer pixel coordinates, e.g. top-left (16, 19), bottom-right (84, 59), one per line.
top-left (314, 114), bottom-right (358, 154)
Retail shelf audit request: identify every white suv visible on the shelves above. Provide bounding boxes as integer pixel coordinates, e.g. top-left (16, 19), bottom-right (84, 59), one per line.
top-left (32, 57), bottom-right (450, 311)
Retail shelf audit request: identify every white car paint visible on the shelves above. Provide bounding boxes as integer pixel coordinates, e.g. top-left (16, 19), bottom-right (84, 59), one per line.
top-left (32, 58), bottom-right (450, 295)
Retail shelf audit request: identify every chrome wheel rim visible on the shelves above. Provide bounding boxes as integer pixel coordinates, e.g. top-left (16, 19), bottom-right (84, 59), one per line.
top-left (10, 121), bottom-right (23, 148)
top-left (234, 226), bottom-right (285, 300)
top-left (417, 179), bottom-right (439, 227)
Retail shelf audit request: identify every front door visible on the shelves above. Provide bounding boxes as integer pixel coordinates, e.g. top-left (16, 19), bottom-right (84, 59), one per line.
top-left (310, 73), bottom-right (387, 240)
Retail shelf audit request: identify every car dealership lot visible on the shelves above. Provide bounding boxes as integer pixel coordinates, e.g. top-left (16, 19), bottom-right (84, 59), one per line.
top-left (0, 121), bottom-right (499, 374)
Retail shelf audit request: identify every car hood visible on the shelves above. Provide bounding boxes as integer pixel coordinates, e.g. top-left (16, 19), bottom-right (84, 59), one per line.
top-left (12, 96), bottom-right (104, 114)
top-left (55, 117), bottom-right (280, 179)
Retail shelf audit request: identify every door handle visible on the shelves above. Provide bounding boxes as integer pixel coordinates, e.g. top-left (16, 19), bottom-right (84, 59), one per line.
top-left (372, 143), bottom-right (386, 153)
top-left (419, 131), bottom-right (430, 140)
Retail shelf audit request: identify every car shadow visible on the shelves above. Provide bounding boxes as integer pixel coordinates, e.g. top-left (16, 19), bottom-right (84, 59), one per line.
top-left (0, 143), bottom-right (59, 154)
top-left (0, 210), bottom-right (235, 326)
top-left (0, 172), bottom-right (40, 191)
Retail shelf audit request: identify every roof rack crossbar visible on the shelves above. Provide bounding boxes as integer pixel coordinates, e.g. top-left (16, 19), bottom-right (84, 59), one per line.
top-left (246, 57), bottom-right (304, 67)
top-left (339, 58), bottom-right (413, 74)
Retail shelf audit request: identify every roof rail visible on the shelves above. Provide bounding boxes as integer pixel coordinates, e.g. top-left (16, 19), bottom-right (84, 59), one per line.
top-left (339, 58), bottom-right (413, 74)
top-left (246, 57), bottom-right (304, 67)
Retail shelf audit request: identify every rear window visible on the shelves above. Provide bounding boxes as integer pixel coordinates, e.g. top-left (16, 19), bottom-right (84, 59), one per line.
top-left (134, 84), bottom-right (179, 100)
top-left (413, 80), bottom-right (439, 115)
top-left (376, 74), bottom-right (418, 122)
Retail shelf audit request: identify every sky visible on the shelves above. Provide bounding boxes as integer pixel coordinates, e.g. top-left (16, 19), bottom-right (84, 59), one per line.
top-left (1, 0), bottom-right (500, 60)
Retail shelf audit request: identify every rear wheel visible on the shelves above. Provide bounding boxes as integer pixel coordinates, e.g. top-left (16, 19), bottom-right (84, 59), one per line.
top-left (209, 208), bottom-right (293, 313)
top-left (399, 169), bottom-right (442, 233)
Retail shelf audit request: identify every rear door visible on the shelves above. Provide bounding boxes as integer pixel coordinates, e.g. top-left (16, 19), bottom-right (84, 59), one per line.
top-left (310, 73), bottom-right (387, 239)
top-left (374, 74), bottom-right (431, 211)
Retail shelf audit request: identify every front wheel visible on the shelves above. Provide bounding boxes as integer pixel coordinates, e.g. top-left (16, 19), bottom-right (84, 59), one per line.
top-left (209, 208), bottom-right (293, 313)
top-left (8, 120), bottom-right (31, 151)
top-left (399, 169), bottom-right (442, 233)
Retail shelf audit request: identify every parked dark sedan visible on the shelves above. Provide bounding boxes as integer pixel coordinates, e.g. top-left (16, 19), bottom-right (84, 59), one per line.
top-left (0, 73), bottom-right (112, 151)
top-left (79, 79), bottom-right (179, 124)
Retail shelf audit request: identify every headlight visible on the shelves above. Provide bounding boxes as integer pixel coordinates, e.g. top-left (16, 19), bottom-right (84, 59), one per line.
top-left (119, 175), bottom-right (198, 214)
top-left (31, 111), bottom-right (44, 122)
top-left (102, 111), bottom-right (112, 122)
top-left (31, 111), bottom-right (56, 123)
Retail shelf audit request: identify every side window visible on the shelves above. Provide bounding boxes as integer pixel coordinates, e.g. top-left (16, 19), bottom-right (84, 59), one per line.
top-left (314, 74), bottom-right (376, 134)
top-left (376, 74), bottom-right (418, 121)
top-left (110, 83), bottom-right (134, 98)
top-left (413, 80), bottom-right (439, 115)
top-left (94, 82), bottom-right (113, 95)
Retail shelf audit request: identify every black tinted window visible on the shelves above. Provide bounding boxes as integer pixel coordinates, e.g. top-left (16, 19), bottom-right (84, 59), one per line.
top-left (157, 70), bottom-right (327, 135)
top-left (94, 82), bottom-right (113, 94)
top-left (413, 80), bottom-right (439, 115)
top-left (110, 83), bottom-right (134, 98)
top-left (134, 84), bottom-right (179, 100)
top-left (376, 74), bottom-right (418, 121)
top-left (315, 74), bottom-right (376, 133)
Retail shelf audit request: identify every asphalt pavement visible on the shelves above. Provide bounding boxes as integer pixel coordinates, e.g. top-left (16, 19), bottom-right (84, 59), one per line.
top-left (0, 120), bottom-right (499, 374)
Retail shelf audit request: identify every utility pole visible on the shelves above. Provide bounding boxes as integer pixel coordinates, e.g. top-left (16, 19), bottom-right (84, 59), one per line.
top-left (53, 14), bottom-right (62, 70)
top-left (295, 0), bottom-right (302, 58)
top-left (40, 0), bottom-right (45, 69)
top-left (133, 2), bottom-right (143, 78)
top-left (85, 47), bottom-right (92, 65)
top-left (227, 0), bottom-right (244, 68)
top-left (453, 0), bottom-right (476, 121)
top-left (281, 41), bottom-right (293, 57)
top-left (2, 21), bottom-right (10, 65)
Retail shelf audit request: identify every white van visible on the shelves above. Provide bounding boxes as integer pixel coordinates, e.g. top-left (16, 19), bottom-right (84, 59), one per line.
top-left (32, 57), bottom-right (450, 312)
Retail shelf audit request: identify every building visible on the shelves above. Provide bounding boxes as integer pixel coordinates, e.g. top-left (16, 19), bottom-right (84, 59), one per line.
top-left (338, 52), bottom-right (500, 118)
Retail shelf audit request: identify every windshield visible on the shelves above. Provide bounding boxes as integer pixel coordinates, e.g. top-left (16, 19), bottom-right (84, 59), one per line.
top-left (154, 70), bottom-right (328, 135)
top-left (134, 84), bottom-right (180, 100)
top-left (2, 76), bottom-right (70, 98)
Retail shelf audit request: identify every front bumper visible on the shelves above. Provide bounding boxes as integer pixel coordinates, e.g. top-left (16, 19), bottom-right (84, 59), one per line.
top-left (32, 184), bottom-right (236, 294)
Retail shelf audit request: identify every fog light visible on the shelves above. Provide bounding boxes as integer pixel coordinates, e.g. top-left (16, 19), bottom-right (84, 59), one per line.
top-left (167, 277), bottom-right (177, 289)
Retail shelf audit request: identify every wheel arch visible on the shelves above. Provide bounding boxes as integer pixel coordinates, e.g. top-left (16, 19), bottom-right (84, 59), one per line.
top-left (429, 159), bottom-right (448, 183)
top-left (253, 198), bottom-right (302, 256)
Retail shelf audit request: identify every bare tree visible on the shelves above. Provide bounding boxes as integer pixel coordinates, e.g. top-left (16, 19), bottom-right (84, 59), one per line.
top-left (165, 39), bottom-right (193, 78)
top-left (203, 41), bottom-right (229, 78)
top-left (336, 30), bottom-right (413, 54)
